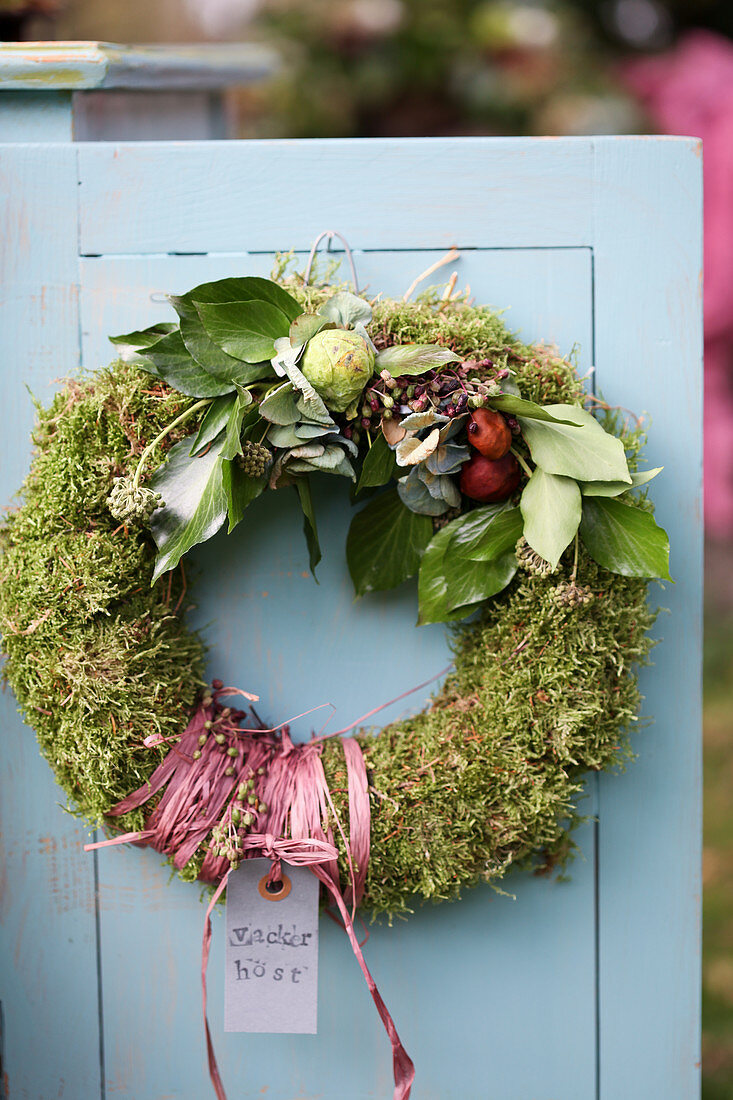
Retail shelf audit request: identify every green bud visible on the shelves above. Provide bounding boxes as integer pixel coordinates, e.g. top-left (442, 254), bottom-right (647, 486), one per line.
top-left (225, 766), bottom-right (235, 777)
top-left (247, 793), bottom-right (256, 805)
top-left (192, 749), bottom-right (202, 760)
top-left (204, 720), bottom-right (213, 730)
top-left (243, 812), bottom-right (254, 827)
top-left (232, 808), bottom-right (241, 825)
top-left (198, 733), bottom-right (207, 746)
top-left (258, 801), bottom-right (268, 814)
top-left (227, 746), bottom-right (239, 758)
top-left (214, 733), bottom-right (226, 745)
top-left (300, 330), bottom-right (375, 413)
top-left (382, 394), bottom-right (394, 409)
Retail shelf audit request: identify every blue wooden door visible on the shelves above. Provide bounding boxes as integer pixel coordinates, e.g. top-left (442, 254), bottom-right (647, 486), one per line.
top-left (0, 137), bottom-right (702, 1099)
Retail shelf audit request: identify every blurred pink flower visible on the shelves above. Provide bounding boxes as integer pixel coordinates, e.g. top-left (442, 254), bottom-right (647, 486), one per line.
top-left (625, 30), bottom-right (733, 536)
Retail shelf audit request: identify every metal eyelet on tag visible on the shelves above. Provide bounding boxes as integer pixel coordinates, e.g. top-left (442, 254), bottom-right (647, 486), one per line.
top-left (258, 872), bottom-right (292, 901)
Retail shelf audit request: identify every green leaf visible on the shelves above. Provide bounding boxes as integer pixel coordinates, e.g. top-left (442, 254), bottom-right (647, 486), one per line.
top-left (489, 395), bottom-right (582, 424)
top-left (259, 382), bottom-right (301, 425)
top-left (149, 435), bottom-right (228, 583)
top-left (579, 497), bottom-right (672, 580)
top-left (138, 330), bottom-right (235, 398)
top-left (356, 433), bottom-right (399, 493)
top-left (443, 506), bottom-right (523, 610)
top-left (290, 314), bottom-right (329, 348)
top-left (295, 478), bottom-right (321, 576)
top-left (347, 489), bottom-right (433, 596)
top-left (319, 291), bottom-right (373, 327)
top-left (579, 467), bottom-right (664, 497)
top-left (520, 468), bottom-right (581, 570)
top-left (221, 459), bottom-right (266, 533)
top-left (374, 344), bottom-right (462, 376)
top-left (220, 387), bottom-right (254, 461)
top-left (446, 549), bottom-right (518, 612)
top-left (194, 299), bottom-right (291, 363)
top-left (190, 394), bottom-right (236, 455)
top-left (519, 403), bottom-right (631, 484)
top-left (171, 276), bottom-right (300, 382)
top-left (450, 504), bottom-right (523, 561)
top-left (110, 322), bottom-right (177, 354)
top-left (417, 518), bottom-right (481, 625)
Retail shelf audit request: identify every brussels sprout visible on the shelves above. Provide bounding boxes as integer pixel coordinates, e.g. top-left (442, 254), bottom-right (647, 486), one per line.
top-left (300, 330), bottom-right (374, 413)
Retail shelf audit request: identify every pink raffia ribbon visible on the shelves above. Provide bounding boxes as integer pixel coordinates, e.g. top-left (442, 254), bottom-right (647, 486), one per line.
top-left (85, 681), bottom-right (422, 1100)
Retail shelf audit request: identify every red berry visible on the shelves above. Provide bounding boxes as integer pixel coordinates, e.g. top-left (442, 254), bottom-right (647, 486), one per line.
top-left (459, 452), bottom-right (521, 503)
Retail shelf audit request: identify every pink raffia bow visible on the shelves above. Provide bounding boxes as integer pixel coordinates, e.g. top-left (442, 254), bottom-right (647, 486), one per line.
top-left (82, 672), bottom-right (456, 1100)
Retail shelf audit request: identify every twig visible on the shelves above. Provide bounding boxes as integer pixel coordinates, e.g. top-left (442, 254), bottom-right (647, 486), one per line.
top-left (403, 248), bottom-right (460, 302)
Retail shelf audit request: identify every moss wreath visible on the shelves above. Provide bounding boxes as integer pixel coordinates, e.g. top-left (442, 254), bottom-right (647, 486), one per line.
top-left (0, 256), bottom-right (669, 921)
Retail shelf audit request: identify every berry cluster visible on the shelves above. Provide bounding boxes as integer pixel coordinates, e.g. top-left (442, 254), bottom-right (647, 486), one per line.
top-left (238, 440), bottom-right (272, 478)
top-left (515, 536), bottom-right (556, 577)
top-left (107, 476), bottom-right (162, 524)
top-left (550, 581), bottom-right (595, 609)
top-left (209, 766), bottom-right (269, 871)
top-left (340, 357), bottom-right (511, 445)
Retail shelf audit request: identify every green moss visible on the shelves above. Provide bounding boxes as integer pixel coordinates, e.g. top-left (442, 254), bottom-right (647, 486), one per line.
top-left (323, 551), bottom-right (653, 916)
top-left (0, 366), bottom-right (206, 829)
top-left (0, 295), bottom-right (654, 915)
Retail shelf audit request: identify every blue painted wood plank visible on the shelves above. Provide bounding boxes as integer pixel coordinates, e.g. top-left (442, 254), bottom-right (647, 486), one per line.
top-left (592, 137), bottom-right (702, 1098)
top-left (90, 247), bottom-right (598, 1098)
top-left (0, 144), bottom-right (102, 1099)
top-left (0, 91), bottom-right (73, 141)
top-left (76, 137), bottom-right (595, 255)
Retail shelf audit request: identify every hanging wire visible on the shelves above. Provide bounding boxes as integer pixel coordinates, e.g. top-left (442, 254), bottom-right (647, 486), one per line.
top-left (303, 230), bottom-right (360, 293)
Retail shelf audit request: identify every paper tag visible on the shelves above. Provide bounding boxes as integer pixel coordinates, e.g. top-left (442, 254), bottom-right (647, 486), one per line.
top-left (224, 858), bottom-right (319, 1033)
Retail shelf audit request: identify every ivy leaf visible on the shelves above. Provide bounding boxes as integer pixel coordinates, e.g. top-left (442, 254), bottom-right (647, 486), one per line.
top-left (417, 518), bottom-right (481, 625)
top-left (109, 322), bottom-right (177, 356)
top-left (295, 478), bottom-right (321, 577)
top-left (489, 395), bottom-right (582, 425)
top-left (579, 497), bottom-right (672, 580)
top-left (136, 330), bottom-right (235, 398)
top-left (171, 276), bottom-right (300, 382)
top-left (356, 432), bottom-right (398, 493)
top-left (149, 434), bottom-right (227, 583)
top-left (520, 468), bottom-right (581, 570)
top-left (194, 300), bottom-right (291, 363)
top-left (220, 387), bottom-right (254, 461)
top-left (374, 344), bottom-right (461, 377)
top-left (579, 467), bottom-right (664, 497)
top-left (347, 489), bottom-right (433, 596)
top-left (443, 506), bottom-right (522, 610)
top-left (190, 393), bottom-right (237, 455)
top-left (519, 404), bottom-right (631, 484)
top-left (449, 504), bottom-right (523, 561)
top-left (221, 459), bottom-right (266, 534)
top-left (319, 291), bottom-right (373, 327)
